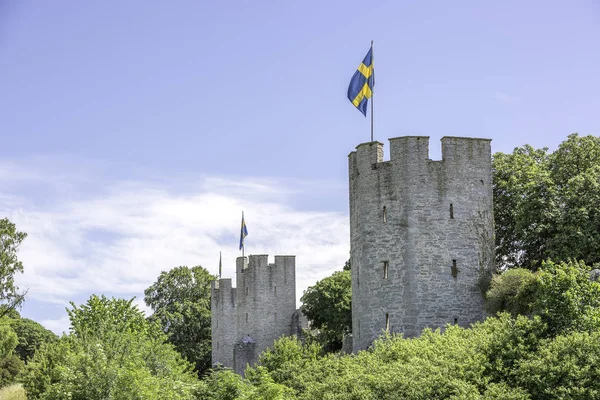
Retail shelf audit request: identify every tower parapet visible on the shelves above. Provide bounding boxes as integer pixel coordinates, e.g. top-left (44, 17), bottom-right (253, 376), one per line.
top-left (349, 136), bottom-right (494, 352)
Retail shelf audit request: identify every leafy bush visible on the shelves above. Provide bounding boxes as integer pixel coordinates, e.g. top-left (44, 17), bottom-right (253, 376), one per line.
top-left (485, 268), bottom-right (538, 316)
top-left (516, 330), bottom-right (600, 399)
top-left (22, 295), bottom-right (200, 400)
top-left (0, 355), bottom-right (24, 388)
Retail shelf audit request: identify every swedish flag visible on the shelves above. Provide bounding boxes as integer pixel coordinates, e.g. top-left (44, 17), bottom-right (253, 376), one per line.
top-left (348, 45), bottom-right (374, 116)
top-left (239, 212), bottom-right (248, 251)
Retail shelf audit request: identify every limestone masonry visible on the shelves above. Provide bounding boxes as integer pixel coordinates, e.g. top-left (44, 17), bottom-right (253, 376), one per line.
top-left (212, 135), bottom-right (494, 371)
top-left (349, 136), bottom-right (494, 351)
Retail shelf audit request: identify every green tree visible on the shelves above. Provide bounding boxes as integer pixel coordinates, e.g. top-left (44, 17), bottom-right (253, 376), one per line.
top-left (0, 218), bottom-right (27, 317)
top-left (144, 265), bottom-right (215, 376)
top-left (534, 260), bottom-right (600, 335)
top-left (516, 330), bottom-right (600, 399)
top-left (22, 295), bottom-right (200, 400)
top-left (9, 316), bottom-right (57, 363)
top-left (493, 134), bottom-right (600, 270)
top-left (300, 268), bottom-right (351, 352)
top-left (485, 268), bottom-right (538, 316)
top-left (0, 320), bottom-right (25, 388)
top-left (486, 259), bottom-right (600, 336)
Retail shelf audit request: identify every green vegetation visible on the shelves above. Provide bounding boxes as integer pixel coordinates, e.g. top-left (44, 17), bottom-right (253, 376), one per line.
top-left (300, 266), bottom-right (351, 352)
top-left (493, 133), bottom-right (600, 270)
top-left (0, 384), bottom-right (27, 400)
top-left (0, 218), bottom-right (27, 318)
top-left (144, 265), bottom-right (215, 377)
top-left (21, 295), bottom-right (201, 400)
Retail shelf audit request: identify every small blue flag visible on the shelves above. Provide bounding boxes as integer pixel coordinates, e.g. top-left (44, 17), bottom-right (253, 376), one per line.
top-left (347, 45), bottom-right (374, 116)
top-left (239, 212), bottom-right (248, 251)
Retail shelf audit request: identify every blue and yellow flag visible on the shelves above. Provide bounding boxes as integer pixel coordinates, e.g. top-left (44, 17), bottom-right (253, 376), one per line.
top-left (347, 45), bottom-right (374, 116)
top-left (239, 212), bottom-right (248, 251)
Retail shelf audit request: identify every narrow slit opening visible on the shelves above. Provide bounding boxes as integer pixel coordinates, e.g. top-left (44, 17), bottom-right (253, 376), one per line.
top-left (451, 260), bottom-right (458, 278)
top-left (383, 261), bottom-right (389, 279)
top-left (450, 203), bottom-right (454, 219)
top-left (385, 313), bottom-right (390, 331)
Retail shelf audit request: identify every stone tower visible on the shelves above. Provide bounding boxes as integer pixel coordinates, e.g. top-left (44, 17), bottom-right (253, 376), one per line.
top-left (211, 254), bottom-right (297, 375)
top-left (348, 136), bottom-right (494, 352)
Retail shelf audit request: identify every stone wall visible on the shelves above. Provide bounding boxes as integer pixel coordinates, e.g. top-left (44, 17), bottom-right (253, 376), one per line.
top-left (348, 136), bottom-right (494, 352)
top-left (211, 278), bottom-right (237, 367)
top-left (211, 255), bottom-right (297, 374)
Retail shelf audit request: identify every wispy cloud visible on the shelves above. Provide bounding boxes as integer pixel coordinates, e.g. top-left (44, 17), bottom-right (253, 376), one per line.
top-left (494, 91), bottom-right (522, 104)
top-left (0, 159), bottom-right (349, 333)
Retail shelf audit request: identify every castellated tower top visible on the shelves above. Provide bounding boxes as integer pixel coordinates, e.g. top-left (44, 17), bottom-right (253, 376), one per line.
top-left (348, 136), bottom-right (494, 352)
top-left (349, 136), bottom-right (492, 177)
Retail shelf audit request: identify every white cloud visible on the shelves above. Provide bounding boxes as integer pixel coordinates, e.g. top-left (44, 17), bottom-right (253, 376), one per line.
top-left (0, 160), bottom-right (349, 334)
top-left (494, 91), bottom-right (522, 104)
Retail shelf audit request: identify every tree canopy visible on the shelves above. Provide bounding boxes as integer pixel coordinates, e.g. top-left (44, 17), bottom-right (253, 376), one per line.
top-left (0, 218), bottom-right (27, 317)
top-left (144, 265), bottom-right (215, 376)
top-left (493, 133), bottom-right (600, 270)
top-left (10, 316), bottom-right (57, 363)
top-left (300, 267), bottom-right (351, 352)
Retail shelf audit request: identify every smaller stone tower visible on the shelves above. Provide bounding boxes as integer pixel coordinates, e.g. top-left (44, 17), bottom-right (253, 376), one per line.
top-left (211, 254), bottom-right (297, 375)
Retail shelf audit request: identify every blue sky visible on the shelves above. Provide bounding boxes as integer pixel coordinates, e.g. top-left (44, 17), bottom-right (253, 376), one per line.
top-left (1, 1), bottom-right (599, 333)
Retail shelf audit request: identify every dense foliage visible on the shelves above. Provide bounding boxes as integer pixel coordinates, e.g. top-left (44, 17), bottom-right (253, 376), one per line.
top-left (493, 133), bottom-right (600, 270)
top-left (0, 319), bottom-right (24, 388)
top-left (300, 269), bottom-right (351, 352)
top-left (144, 265), bottom-right (215, 376)
top-left (22, 295), bottom-right (201, 400)
top-left (486, 260), bottom-right (600, 335)
top-left (9, 314), bottom-right (58, 363)
top-left (0, 218), bottom-right (27, 317)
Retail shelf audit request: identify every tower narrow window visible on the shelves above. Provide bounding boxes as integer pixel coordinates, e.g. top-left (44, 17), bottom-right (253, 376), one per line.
top-left (383, 206), bottom-right (387, 223)
top-left (385, 313), bottom-right (390, 331)
top-left (274, 286), bottom-right (277, 295)
top-left (451, 260), bottom-right (458, 278)
top-left (274, 312), bottom-right (277, 322)
top-left (450, 203), bottom-right (454, 219)
top-left (454, 317), bottom-right (458, 325)
top-left (246, 313), bottom-right (248, 323)
top-left (245, 287), bottom-right (249, 296)
top-left (383, 261), bottom-right (389, 279)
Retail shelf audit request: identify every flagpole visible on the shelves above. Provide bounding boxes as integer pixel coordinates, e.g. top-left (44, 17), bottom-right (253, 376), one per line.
top-left (370, 40), bottom-right (374, 143)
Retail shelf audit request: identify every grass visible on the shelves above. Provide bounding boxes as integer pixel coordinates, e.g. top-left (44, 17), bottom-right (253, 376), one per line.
top-left (0, 384), bottom-right (27, 400)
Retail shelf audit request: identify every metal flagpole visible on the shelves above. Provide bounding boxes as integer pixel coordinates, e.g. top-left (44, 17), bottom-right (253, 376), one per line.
top-left (370, 40), bottom-right (374, 143)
